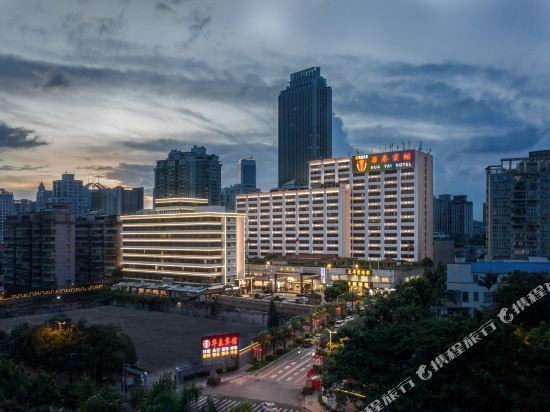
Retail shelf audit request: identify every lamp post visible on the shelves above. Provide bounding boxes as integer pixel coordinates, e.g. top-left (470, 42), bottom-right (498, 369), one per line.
top-left (325, 329), bottom-right (337, 345)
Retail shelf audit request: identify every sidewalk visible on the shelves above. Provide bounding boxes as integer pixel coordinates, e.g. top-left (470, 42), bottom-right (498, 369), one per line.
top-left (304, 393), bottom-right (323, 412)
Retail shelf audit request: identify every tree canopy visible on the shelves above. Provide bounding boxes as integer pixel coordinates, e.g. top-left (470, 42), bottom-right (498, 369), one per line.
top-left (324, 271), bottom-right (550, 411)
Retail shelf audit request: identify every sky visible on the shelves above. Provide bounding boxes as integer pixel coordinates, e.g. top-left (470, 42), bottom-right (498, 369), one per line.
top-left (1, 0), bottom-right (550, 218)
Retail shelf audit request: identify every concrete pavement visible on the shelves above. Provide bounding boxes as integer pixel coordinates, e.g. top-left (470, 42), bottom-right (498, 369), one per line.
top-left (203, 347), bottom-right (315, 409)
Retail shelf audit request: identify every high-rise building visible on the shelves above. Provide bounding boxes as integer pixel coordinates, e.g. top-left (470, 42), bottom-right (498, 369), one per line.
top-left (115, 186), bottom-right (144, 215)
top-left (433, 194), bottom-right (451, 234)
top-left (75, 214), bottom-right (120, 285)
top-left (120, 197), bottom-right (245, 286)
top-left (87, 184), bottom-right (144, 216)
top-left (237, 158), bottom-right (257, 188)
top-left (13, 199), bottom-right (36, 215)
top-left (278, 67), bottom-right (332, 188)
top-left (3, 209), bottom-right (75, 295)
top-left (486, 150), bottom-right (550, 259)
top-left (449, 195), bottom-right (473, 239)
top-left (434, 194), bottom-right (473, 239)
top-left (222, 185), bottom-right (260, 212)
top-left (52, 173), bottom-right (91, 217)
top-left (236, 185), bottom-right (351, 258)
top-left (154, 146), bottom-right (222, 205)
top-left (309, 149), bottom-right (433, 261)
top-left (0, 188), bottom-right (15, 251)
top-left (36, 182), bottom-right (53, 211)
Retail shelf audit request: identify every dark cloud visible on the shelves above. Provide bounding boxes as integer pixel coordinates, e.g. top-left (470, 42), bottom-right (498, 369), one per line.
top-left (90, 163), bottom-right (154, 188)
top-left (0, 164), bottom-right (47, 172)
top-left (332, 113), bottom-right (354, 156)
top-left (0, 122), bottom-right (48, 150)
top-left (121, 138), bottom-right (187, 152)
top-left (187, 7), bottom-right (211, 41)
top-left (462, 127), bottom-right (549, 154)
top-left (34, 68), bottom-right (71, 89)
top-left (155, 2), bottom-right (174, 13)
top-left (0, 54), bottom-right (281, 106)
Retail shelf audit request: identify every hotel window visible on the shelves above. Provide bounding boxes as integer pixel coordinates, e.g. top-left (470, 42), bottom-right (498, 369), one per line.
top-left (473, 292), bottom-right (479, 302)
top-left (462, 292), bottom-right (469, 302)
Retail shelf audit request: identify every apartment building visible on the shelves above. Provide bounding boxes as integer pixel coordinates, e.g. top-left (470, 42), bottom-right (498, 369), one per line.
top-left (120, 197), bottom-right (245, 287)
top-left (3, 209), bottom-right (75, 295)
top-left (75, 214), bottom-right (120, 285)
top-left (309, 149), bottom-right (433, 261)
top-left (486, 150), bottom-right (550, 259)
top-left (236, 185), bottom-right (351, 258)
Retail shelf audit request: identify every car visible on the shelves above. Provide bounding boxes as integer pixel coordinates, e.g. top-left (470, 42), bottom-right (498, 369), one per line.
top-left (295, 297), bottom-right (309, 304)
top-left (345, 315), bottom-right (356, 322)
top-left (335, 319), bottom-right (346, 328)
top-left (261, 402), bottom-right (277, 411)
top-left (302, 339), bottom-right (313, 348)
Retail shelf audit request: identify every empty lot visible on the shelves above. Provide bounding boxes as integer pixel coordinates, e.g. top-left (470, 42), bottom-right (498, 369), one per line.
top-left (0, 305), bottom-right (262, 374)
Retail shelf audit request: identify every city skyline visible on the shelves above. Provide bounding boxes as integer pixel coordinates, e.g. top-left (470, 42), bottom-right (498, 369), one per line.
top-left (2, 1), bottom-right (550, 218)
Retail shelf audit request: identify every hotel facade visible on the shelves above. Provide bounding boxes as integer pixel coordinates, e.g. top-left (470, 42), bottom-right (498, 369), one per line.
top-left (236, 185), bottom-right (351, 258)
top-left (238, 150), bottom-right (433, 262)
top-left (310, 149), bottom-right (433, 261)
top-left (120, 198), bottom-right (245, 287)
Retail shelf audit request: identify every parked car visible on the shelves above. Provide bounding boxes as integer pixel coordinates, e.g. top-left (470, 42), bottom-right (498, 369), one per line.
top-left (345, 315), bottom-right (356, 322)
top-left (302, 339), bottom-right (313, 348)
top-left (335, 320), bottom-right (346, 328)
top-left (261, 402), bottom-right (277, 411)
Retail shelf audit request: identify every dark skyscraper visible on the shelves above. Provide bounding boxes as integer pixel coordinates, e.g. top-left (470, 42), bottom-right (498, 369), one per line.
top-left (278, 67), bottom-right (332, 188)
top-left (154, 146), bottom-right (222, 205)
top-left (238, 158), bottom-right (256, 188)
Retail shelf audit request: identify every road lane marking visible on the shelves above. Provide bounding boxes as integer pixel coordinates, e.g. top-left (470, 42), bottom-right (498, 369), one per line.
top-left (276, 357), bottom-right (311, 382)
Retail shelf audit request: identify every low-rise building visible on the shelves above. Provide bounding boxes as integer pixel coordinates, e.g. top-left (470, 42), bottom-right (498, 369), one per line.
top-left (446, 259), bottom-right (550, 314)
top-left (120, 197), bottom-right (245, 287)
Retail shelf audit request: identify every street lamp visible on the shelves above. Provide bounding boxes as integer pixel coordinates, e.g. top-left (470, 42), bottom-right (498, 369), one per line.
top-left (336, 293), bottom-right (347, 304)
top-left (324, 328), bottom-right (338, 345)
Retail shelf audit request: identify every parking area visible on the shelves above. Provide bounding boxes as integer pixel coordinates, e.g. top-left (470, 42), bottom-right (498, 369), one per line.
top-left (0, 305), bottom-right (263, 374)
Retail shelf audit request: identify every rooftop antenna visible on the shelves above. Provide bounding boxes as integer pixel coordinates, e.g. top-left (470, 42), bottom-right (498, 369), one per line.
top-left (419, 140), bottom-right (423, 151)
top-left (408, 140), bottom-right (411, 149)
top-left (402, 141), bottom-right (405, 150)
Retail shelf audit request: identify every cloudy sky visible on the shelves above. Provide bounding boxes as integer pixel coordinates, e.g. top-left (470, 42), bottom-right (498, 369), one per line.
top-left (1, 0), bottom-right (550, 217)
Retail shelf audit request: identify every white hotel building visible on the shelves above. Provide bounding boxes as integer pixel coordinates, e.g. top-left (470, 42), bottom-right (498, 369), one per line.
top-left (238, 150), bottom-right (433, 262)
top-left (236, 185), bottom-right (351, 258)
top-left (309, 149), bottom-right (433, 261)
top-left (120, 198), bottom-right (245, 287)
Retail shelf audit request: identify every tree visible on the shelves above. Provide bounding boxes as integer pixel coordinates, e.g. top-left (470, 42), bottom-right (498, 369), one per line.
top-left (477, 272), bottom-right (499, 303)
top-left (324, 280), bottom-right (350, 302)
top-left (130, 373), bottom-right (201, 412)
top-left (323, 272), bottom-right (550, 411)
top-left (267, 300), bottom-right (280, 329)
top-left (80, 386), bottom-right (124, 412)
top-left (3, 318), bottom-right (137, 382)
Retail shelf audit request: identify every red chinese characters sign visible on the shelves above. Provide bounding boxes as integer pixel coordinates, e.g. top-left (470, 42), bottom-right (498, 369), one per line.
top-left (201, 333), bottom-right (239, 359)
top-left (352, 150), bottom-right (415, 174)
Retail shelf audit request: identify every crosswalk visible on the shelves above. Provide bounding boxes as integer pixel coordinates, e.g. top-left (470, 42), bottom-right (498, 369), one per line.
top-left (191, 396), bottom-right (301, 412)
top-left (256, 350), bottom-right (313, 384)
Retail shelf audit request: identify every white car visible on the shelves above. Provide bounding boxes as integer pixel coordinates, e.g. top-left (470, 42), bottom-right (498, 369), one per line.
top-left (345, 315), bottom-right (356, 322)
top-left (335, 319), bottom-right (346, 328)
top-left (261, 402), bottom-right (277, 411)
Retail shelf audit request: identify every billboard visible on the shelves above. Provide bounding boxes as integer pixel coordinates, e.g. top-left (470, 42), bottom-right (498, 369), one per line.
top-left (201, 333), bottom-right (239, 359)
top-left (352, 150), bottom-right (415, 174)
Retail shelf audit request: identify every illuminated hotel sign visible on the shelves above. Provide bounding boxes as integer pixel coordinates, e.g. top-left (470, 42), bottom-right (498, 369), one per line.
top-left (201, 333), bottom-right (239, 359)
top-left (346, 269), bottom-right (371, 276)
top-left (352, 150), bottom-right (415, 174)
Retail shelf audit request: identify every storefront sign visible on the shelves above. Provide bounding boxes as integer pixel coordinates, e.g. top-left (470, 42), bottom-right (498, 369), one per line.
top-left (352, 150), bottom-right (415, 174)
top-left (201, 333), bottom-right (239, 359)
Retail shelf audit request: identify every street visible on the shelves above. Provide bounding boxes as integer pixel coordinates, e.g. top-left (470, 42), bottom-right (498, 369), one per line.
top-left (204, 346), bottom-right (315, 408)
